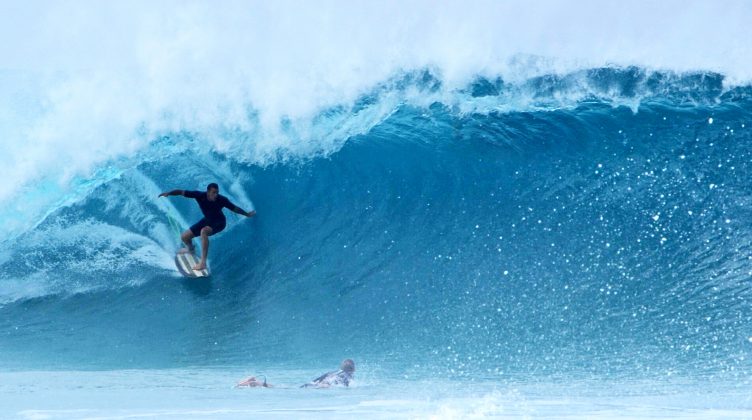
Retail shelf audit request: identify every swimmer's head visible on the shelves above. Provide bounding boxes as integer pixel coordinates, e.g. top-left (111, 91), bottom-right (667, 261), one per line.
top-left (341, 359), bottom-right (355, 373)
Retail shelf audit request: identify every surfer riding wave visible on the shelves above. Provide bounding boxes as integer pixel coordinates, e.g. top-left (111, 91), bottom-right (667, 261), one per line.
top-left (159, 183), bottom-right (255, 270)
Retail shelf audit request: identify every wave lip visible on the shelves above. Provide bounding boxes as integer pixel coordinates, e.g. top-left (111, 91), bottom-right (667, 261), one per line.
top-left (2, 66), bottom-right (750, 242)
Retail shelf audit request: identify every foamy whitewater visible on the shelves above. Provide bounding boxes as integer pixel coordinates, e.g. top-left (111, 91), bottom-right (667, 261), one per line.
top-left (1, 1), bottom-right (752, 418)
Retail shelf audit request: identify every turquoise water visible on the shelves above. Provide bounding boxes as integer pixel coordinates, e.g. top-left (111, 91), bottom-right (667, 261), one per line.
top-left (2, 370), bottom-right (750, 419)
top-left (2, 2), bottom-right (752, 418)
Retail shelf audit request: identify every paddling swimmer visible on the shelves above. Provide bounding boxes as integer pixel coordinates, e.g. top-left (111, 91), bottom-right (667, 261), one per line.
top-left (301, 359), bottom-right (356, 388)
top-left (235, 375), bottom-right (272, 388)
top-left (159, 183), bottom-right (255, 270)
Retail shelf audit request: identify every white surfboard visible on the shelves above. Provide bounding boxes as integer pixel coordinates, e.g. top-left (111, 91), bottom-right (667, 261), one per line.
top-left (174, 252), bottom-right (210, 278)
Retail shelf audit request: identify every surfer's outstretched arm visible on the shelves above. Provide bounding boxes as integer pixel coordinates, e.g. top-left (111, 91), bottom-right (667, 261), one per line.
top-left (158, 189), bottom-right (185, 198)
top-left (230, 206), bottom-right (256, 217)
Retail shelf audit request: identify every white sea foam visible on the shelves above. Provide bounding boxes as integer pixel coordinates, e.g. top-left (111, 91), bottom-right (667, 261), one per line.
top-left (0, 219), bottom-right (174, 304)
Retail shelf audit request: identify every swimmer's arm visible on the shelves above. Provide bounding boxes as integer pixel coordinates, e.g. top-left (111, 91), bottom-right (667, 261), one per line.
top-left (158, 189), bottom-right (185, 198)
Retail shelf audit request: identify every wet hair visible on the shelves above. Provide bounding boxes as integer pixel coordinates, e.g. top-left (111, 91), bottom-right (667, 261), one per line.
top-left (207, 183), bottom-right (219, 191)
top-left (341, 359), bottom-right (355, 373)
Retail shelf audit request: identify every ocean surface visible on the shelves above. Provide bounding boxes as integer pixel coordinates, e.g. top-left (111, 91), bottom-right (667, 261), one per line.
top-left (1, 1), bottom-right (752, 418)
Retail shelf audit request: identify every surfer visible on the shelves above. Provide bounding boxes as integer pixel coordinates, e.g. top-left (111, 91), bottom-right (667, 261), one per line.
top-left (301, 359), bottom-right (355, 388)
top-left (159, 183), bottom-right (255, 270)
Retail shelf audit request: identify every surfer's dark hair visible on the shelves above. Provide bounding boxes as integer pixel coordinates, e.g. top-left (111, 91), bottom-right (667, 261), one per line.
top-left (207, 183), bottom-right (219, 191)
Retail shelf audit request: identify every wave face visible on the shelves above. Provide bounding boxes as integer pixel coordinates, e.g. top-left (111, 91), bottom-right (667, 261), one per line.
top-left (1, 67), bottom-right (751, 380)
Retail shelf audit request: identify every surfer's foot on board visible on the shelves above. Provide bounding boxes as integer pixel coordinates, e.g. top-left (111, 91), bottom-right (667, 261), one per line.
top-left (178, 247), bottom-right (195, 255)
top-left (193, 262), bottom-right (207, 271)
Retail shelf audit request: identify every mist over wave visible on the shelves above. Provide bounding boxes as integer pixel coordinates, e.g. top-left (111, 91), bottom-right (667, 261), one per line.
top-left (2, 0), bottom-right (752, 210)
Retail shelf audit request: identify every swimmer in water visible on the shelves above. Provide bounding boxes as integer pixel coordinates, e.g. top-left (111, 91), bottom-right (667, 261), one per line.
top-left (300, 359), bottom-right (355, 388)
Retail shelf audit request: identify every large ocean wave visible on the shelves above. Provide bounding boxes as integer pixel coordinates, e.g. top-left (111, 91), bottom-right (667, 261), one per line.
top-left (1, 1), bottom-right (751, 381)
top-left (2, 67), bottom-right (751, 379)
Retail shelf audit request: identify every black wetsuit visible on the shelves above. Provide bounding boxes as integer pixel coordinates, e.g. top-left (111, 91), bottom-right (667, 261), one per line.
top-left (183, 190), bottom-right (237, 236)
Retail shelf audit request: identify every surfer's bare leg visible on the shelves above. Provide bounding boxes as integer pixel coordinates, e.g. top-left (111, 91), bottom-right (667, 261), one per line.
top-left (180, 229), bottom-right (196, 254)
top-left (194, 226), bottom-right (213, 270)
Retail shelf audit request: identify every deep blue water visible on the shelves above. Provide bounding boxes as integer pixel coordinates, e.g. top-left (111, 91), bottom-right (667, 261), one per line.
top-left (1, 69), bottom-right (751, 383)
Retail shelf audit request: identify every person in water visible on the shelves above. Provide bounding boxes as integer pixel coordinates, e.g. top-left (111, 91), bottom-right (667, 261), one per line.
top-left (235, 375), bottom-right (272, 388)
top-left (159, 183), bottom-right (255, 270)
top-left (301, 359), bottom-right (355, 388)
